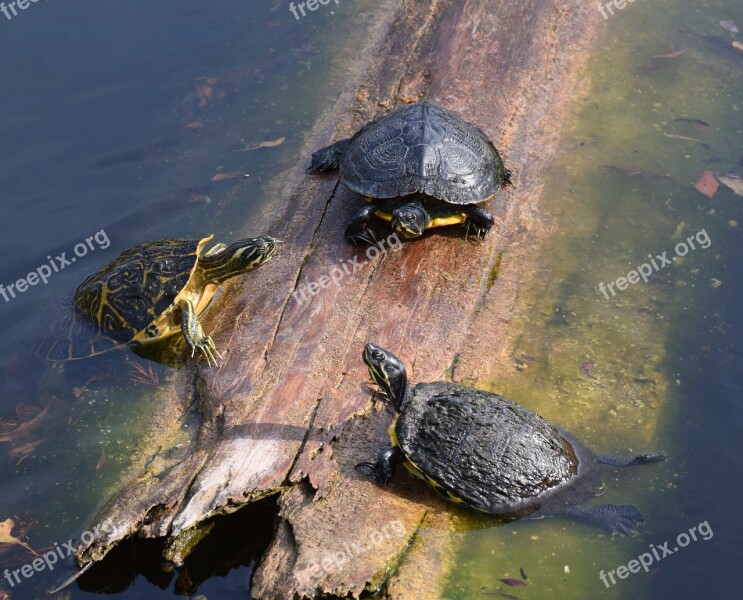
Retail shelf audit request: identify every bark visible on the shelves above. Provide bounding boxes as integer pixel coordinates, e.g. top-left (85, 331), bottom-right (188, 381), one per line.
top-left (75, 0), bottom-right (602, 597)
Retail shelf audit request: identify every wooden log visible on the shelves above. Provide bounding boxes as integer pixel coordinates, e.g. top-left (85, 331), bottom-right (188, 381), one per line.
top-left (74, 0), bottom-right (602, 597)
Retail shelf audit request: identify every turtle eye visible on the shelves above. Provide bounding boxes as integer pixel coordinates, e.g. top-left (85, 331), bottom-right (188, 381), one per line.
top-left (372, 350), bottom-right (385, 361)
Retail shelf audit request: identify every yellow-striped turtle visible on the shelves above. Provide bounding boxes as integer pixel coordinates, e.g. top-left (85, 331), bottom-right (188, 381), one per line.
top-left (33, 235), bottom-right (276, 365)
top-left (357, 343), bottom-right (665, 533)
top-left (309, 102), bottom-right (512, 244)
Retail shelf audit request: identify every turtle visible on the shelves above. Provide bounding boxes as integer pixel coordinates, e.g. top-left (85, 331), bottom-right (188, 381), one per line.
top-left (309, 101), bottom-right (512, 244)
top-left (32, 235), bottom-right (276, 366)
top-left (356, 343), bottom-right (665, 534)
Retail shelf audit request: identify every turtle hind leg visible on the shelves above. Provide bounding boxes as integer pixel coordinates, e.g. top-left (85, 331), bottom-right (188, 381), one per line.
top-left (356, 447), bottom-right (405, 485)
top-left (178, 299), bottom-right (222, 367)
top-left (596, 453), bottom-right (666, 467)
top-left (308, 138), bottom-right (352, 172)
top-left (345, 201), bottom-right (384, 245)
top-left (563, 503), bottom-right (645, 535)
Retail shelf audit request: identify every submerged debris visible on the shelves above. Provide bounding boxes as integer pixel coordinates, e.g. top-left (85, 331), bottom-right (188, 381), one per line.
top-left (497, 577), bottom-right (528, 587)
top-left (580, 360), bottom-right (597, 380)
top-left (717, 173), bottom-right (743, 196)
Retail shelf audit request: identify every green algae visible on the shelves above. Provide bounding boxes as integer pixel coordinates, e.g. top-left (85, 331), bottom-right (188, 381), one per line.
top-left (443, 0), bottom-right (743, 597)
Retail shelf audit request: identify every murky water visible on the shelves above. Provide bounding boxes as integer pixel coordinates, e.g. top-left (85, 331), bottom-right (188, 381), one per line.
top-left (445, 0), bottom-right (743, 599)
top-left (1, 0), bottom-right (741, 598)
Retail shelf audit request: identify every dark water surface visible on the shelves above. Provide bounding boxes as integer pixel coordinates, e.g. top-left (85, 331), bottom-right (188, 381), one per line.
top-left (0, 0), bottom-right (388, 597)
top-left (1, 0), bottom-right (742, 599)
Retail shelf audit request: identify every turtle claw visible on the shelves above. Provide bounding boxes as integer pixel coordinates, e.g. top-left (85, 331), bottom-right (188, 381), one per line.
top-left (190, 335), bottom-right (222, 367)
top-left (345, 227), bottom-right (377, 246)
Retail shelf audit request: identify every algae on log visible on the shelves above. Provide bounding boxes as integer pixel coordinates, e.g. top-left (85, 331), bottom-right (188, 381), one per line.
top-left (74, 0), bottom-right (602, 597)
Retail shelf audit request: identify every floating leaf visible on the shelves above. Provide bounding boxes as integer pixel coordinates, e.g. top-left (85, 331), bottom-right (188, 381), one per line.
top-left (210, 171), bottom-right (243, 182)
top-left (720, 20), bottom-right (739, 34)
top-left (497, 578), bottom-right (528, 587)
top-left (717, 174), bottom-right (743, 196)
top-left (233, 137), bottom-right (286, 152)
top-left (653, 49), bottom-right (689, 59)
top-left (0, 519), bottom-right (37, 556)
top-left (694, 170), bottom-right (719, 198)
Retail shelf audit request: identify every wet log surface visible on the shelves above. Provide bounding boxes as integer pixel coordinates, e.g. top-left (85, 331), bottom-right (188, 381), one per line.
top-left (75, 0), bottom-right (602, 597)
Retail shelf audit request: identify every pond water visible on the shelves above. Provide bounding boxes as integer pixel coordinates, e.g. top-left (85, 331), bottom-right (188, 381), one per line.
top-left (0, 0), bottom-right (741, 599)
top-left (445, 0), bottom-right (743, 599)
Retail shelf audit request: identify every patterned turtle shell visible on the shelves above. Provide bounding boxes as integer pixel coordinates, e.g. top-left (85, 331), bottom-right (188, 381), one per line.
top-left (339, 102), bottom-right (507, 204)
top-left (33, 236), bottom-right (212, 361)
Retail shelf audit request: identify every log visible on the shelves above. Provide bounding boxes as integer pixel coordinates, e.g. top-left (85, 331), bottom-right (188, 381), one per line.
top-left (74, 0), bottom-right (603, 597)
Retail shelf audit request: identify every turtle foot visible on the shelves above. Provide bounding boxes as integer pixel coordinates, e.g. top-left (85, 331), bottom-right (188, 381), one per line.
top-left (565, 503), bottom-right (645, 536)
top-left (344, 226), bottom-right (378, 246)
top-left (355, 461), bottom-right (391, 485)
top-left (189, 335), bottom-right (222, 367)
top-left (596, 453), bottom-right (666, 467)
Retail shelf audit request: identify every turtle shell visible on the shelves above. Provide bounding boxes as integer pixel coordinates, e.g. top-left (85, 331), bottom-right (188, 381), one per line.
top-left (394, 381), bottom-right (580, 515)
top-left (339, 102), bottom-right (506, 204)
top-left (33, 236), bottom-right (212, 361)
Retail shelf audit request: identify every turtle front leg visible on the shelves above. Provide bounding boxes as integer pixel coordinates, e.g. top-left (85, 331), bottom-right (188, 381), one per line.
top-left (356, 446), bottom-right (406, 485)
top-left (345, 201), bottom-right (384, 245)
top-left (178, 299), bottom-right (222, 367)
top-left (308, 138), bottom-right (352, 172)
top-left (462, 205), bottom-right (495, 240)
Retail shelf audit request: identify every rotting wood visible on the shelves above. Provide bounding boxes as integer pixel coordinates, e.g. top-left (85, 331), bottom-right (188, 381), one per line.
top-left (73, 0), bottom-right (603, 597)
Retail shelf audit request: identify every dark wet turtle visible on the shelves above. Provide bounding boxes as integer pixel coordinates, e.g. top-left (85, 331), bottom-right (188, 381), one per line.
top-left (310, 101), bottom-right (512, 244)
top-left (33, 235), bottom-right (276, 365)
top-left (357, 343), bottom-right (665, 533)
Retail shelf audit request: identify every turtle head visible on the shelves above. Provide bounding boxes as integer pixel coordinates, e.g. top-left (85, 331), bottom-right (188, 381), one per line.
top-left (363, 343), bottom-right (408, 411)
top-left (200, 235), bottom-right (277, 283)
top-left (391, 202), bottom-right (428, 239)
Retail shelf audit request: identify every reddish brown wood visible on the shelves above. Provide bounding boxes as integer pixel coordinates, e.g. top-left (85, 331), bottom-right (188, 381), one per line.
top-left (75, 0), bottom-right (602, 597)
